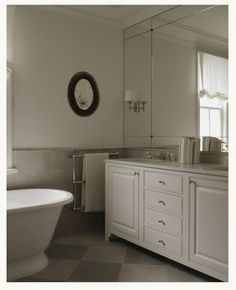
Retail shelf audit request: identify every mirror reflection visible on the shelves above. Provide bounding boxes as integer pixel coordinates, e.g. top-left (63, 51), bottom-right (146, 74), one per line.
top-left (123, 5), bottom-right (228, 152)
top-left (198, 52), bottom-right (228, 152)
top-left (124, 31), bottom-right (152, 147)
top-left (75, 79), bottom-right (93, 110)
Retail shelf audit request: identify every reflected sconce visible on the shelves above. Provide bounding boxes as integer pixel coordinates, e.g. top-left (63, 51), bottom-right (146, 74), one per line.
top-left (124, 89), bottom-right (147, 113)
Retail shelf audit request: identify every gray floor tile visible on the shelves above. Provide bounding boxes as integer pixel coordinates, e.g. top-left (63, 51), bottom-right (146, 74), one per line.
top-left (53, 234), bottom-right (94, 246)
top-left (81, 245), bottom-right (127, 263)
top-left (118, 264), bottom-right (168, 282)
top-left (92, 235), bottom-right (127, 247)
top-left (46, 244), bottom-right (88, 260)
top-left (20, 259), bottom-right (79, 282)
top-left (14, 230), bottom-right (217, 283)
top-left (166, 264), bottom-right (211, 282)
top-left (124, 246), bottom-right (164, 265)
top-left (69, 261), bottom-right (122, 282)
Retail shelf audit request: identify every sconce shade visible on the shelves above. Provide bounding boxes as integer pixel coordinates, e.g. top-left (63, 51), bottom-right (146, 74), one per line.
top-left (124, 90), bottom-right (137, 102)
top-left (137, 90), bottom-right (149, 102)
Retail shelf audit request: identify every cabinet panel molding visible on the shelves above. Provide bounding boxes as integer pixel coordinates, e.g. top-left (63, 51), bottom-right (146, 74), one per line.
top-left (108, 166), bottom-right (139, 238)
top-left (189, 178), bottom-right (228, 274)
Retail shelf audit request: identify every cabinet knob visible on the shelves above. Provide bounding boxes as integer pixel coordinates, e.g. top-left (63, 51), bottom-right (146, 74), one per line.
top-left (158, 220), bottom-right (166, 226)
top-left (134, 172), bottom-right (139, 176)
top-left (158, 180), bottom-right (166, 185)
top-left (189, 180), bottom-right (195, 185)
top-left (158, 200), bottom-right (166, 206)
top-left (158, 240), bottom-right (166, 246)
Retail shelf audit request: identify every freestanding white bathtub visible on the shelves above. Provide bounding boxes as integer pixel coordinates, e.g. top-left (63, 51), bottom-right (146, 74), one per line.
top-left (7, 188), bottom-right (73, 281)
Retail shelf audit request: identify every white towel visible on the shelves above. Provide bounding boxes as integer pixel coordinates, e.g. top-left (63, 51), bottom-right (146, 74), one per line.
top-left (179, 137), bottom-right (188, 163)
top-left (193, 138), bottom-right (200, 164)
top-left (81, 152), bottom-right (109, 212)
top-left (179, 136), bottom-right (200, 164)
top-left (210, 137), bottom-right (222, 152)
top-left (186, 139), bottom-right (194, 164)
top-left (202, 136), bottom-right (211, 151)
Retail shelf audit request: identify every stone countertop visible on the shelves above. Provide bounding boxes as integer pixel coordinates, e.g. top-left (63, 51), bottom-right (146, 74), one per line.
top-left (105, 158), bottom-right (228, 177)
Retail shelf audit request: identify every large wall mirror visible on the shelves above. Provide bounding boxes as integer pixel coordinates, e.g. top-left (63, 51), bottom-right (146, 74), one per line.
top-left (124, 21), bottom-right (152, 147)
top-left (124, 5), bottom-right (228, 152)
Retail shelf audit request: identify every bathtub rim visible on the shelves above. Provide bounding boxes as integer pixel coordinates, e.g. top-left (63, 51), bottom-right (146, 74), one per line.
top-left (7, 188), bottom-right (74, 214)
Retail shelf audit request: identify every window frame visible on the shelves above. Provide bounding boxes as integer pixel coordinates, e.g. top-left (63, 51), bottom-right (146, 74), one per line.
top-left (199, 105), bottom-right (223, 138)
top-left (197, 51), bottom-right (228, 148)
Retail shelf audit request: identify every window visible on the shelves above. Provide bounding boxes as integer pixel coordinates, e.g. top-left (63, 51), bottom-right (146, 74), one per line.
top-left (198, 52), bottom-right (228, 150)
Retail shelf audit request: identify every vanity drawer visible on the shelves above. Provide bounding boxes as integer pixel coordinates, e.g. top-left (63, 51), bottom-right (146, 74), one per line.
top-left (144, 190), bottom-right (183, 215)
top-left (144, 171), bottom-right (183, 193)
top-left (144, 227), bottom-right (182, 255)
top-left (144, 208), bottom-right (182, 235)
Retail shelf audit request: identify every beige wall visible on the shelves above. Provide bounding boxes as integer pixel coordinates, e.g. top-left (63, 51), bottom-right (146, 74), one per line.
top-left (11, 6), bottom-right (123, 149)
top-left (7, 5), bottom-right (16, 65)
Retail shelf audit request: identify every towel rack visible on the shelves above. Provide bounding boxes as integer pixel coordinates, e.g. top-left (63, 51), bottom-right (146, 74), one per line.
top-left (67, 152), bottom-right (120, 210)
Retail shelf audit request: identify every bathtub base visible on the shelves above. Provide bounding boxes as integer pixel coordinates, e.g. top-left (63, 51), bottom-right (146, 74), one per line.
top-left (7, 252), bottom-right (49, 281)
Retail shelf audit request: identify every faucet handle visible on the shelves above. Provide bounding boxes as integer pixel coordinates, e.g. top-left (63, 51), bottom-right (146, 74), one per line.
top-left (168, 152), bottom-right (177, 161)
top-left (145, 152), bottom-right (152, 159)
top-left (160, 152), bottom-right (166, 160)
top-left (153, 152), bottom-right (162, 160)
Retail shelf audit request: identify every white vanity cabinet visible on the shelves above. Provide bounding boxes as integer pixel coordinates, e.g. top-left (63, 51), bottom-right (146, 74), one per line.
top-left (188, 176), bottom-right (228, 276)
top-left (105, 160), bottom-right (228, 281)
top-left (105, 165), bottom-right (140, 240)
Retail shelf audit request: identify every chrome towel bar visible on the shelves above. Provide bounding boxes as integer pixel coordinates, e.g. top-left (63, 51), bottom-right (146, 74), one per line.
top-left (67, 152), bottom-right (119, 210)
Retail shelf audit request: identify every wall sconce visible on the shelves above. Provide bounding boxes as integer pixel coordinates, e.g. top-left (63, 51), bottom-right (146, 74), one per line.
top-left (124, 89), bottom-right (147, 113)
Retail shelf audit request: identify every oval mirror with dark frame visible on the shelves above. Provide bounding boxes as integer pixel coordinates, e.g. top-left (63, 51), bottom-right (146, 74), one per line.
top-left (68, 71), bottom-right (100, 117)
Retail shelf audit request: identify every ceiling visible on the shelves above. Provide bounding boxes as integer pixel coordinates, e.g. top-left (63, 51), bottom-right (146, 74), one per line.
top-left (55, 5), bottom-right (176, 27)
top-left (179, 6), bottom-right (228, 39)
top-left (47, 5), bottom-right (228, 39)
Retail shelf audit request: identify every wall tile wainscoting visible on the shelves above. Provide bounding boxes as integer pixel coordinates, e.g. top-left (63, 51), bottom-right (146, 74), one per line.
top-left (7, 148), bottom-right (124, 236)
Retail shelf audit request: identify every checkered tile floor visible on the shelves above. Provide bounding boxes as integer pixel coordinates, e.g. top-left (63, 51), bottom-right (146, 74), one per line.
top-left (16, 230), bottom-right (218, 282)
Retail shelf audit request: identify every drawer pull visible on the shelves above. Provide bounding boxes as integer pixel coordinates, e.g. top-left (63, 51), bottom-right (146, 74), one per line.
top-left (158, 200), bottom-right (166, 206)
top-left (158, 180), bottom-right (166, 185)
top-left (134, 172), bottom-right (139, 176)
top-left (158, 240), bottom-right (166, 246)
top-left (158, 220), bottom-right (166, 226)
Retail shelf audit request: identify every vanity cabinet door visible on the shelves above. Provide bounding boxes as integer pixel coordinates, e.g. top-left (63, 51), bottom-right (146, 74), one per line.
top-left (107, 165), bottom-right (139, 239)
top-left (189, 177), bottom-right (228, 274)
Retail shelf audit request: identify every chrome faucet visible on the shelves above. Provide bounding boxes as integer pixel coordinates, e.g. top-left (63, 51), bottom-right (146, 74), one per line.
top-left (145, 152), bottom-right (153, 159)
top-left (152, 152), bottom-right (165, 160)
